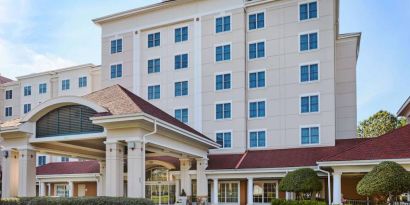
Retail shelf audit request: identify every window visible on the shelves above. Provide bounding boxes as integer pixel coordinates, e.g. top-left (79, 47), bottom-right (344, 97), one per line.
top-left (216, 102), bottom-right (231, 120)
top-left (38, 156), bottom-right (47, 166)
top-left (300, 64), bottom-right (319, 82)
top-left (216, 132), bottom-right (232, 148)
top-left (39, 83), bottom-right (47, 94)
top-left (5, 107), bottom-right (12, 117)
top-left (24, 86), bottom-right (32, 96)
top-left (215, 15), bottom-right (231, 33)
top-left (249, 100), bottom-right (266, 118)
top-left (301, 126), bottom-right (319, 144)
top-left (249, 12), bottom-right (265, 30)
top-left (148, 85), bottom-right (160, 100)
top-left (62, 79), bottom-right (70, 91)
top-left (61, 157), bottom-right (69, 162)
top-left (300, 1), bottom-right (318, 21)
top-left (110, 64), bottom-right (122, 79)
top-left (249, 130), bottom-right (266, 148)
top-left (249, 41), bottom-right (265, 59)
top-left (56, 184), bottom-right (69, 197)
top-left (175, 81), bottom-right (188, 97)
top-left (249, 71), bottom-right (265, 88)
top-left (215, 44), bottom-right (231, 62)
top-left (79, 76), bottom-right (87, 88)
top-left (175, 26), bottom-right (188, 42)
top-left (300, 32), bottom-right (318, 51)
top-left (301, 95), bottom-right (319, 113)
top-left (5, 90), bottom-right (12, 100)
top-left (148, 32), bottom-right (160, 48)
top-left (218, 182), bottom-right (239, 203)
top-left (253, 182), bottom-right (277, 203)
top-left (175, 54), bottom-right (188, 69)
top-left (215, 73), bottom-right (231, 90)
top-left (148, 58), bottom-right (160, 74)
top-left (175, 108), bottom-right (188, 123)
top-left (110, 38), bottom-right (122, 54)
top-left (23, 104), bottom-right (31, 114)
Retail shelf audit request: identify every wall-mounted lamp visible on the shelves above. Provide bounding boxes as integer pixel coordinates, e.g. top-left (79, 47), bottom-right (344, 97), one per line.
top-left (128, 141), bottom-right (136, 151)
top-left (2, 150), bottom-right (9, 159)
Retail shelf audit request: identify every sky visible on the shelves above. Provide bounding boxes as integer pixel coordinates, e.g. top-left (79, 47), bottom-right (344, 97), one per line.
top-left (0, 0), bottom-right (409, 122)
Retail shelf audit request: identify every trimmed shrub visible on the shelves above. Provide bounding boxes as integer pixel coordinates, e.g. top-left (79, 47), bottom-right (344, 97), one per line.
top-left (0, 197), bottom-right (154, 205)
top-left (279, 168), bottom-right (322, 200)
top-left (271, 199), bottom-right (326, 205)
top-left (357, 161), bottom-right (410, 201)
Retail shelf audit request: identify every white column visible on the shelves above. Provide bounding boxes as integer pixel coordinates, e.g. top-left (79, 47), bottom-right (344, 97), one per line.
top-left (196, 158), bottom-right (208, 205)
top-left (97, 161), bottom-right (106, 196)
top-left (193, 16), bottom-right (203, 132)
top-left (47, 183), bottom-right (51, 196)
top-left (127, 140), bottom-right (145, 198)
top-left (2, 150), bottom-right (19, 198)
top-left (212, 178), bottom-right (218, 205)
top-left (39, 182), bottom-right (46, 197)
top-left (133, 30), bottom-right (141, 95)
top-left (105, 141), bottom-right (124, 197)
top-left (285, 192), bottom-right (291, 200)
top-left (247, 177), bottom-right (253, 205)
top-left (18, 149), bottom-right (36, 197)
top-left (179, 158), bottom-right (192, 197)
top-left (332, 172), bottom-right (342, 205)
top-left (68, 181), bottom-right (74, 197)
top-left (176, 179), bottom-right (181, 197)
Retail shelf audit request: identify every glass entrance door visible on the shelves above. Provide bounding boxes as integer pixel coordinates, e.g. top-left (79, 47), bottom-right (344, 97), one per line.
top-left (145, 183), bottom-right (176, 205)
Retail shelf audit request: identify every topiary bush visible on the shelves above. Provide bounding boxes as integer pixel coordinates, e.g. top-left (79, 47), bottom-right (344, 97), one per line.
top-left (357, 161), bottom-right (410, 202)
top-left (0, 197), bottom-right (154, 205)
top-left (279, 168), bottom-right (322, 200)
top-left (271, 199), bottom-right (326, 205)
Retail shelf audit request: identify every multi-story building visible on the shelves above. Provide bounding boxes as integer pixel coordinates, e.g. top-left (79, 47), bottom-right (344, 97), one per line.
top-left (5, 1), bottom-right (409, 205)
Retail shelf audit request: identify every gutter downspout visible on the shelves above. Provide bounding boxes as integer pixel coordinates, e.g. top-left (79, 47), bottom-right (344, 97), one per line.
top-left (317, 166), bottom-right (332, 205)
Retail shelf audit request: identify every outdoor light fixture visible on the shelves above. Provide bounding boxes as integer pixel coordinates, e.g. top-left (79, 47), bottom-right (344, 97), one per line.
top-left (128, 141), bottom-right (136, 151)
top-left (2, 150), bottom-right (9, 159)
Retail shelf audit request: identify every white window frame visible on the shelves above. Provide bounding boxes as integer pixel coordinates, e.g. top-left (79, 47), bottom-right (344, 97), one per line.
top-left (23, 103), bottom-right (31, 114)
top-left (214, 13), bottom-right (232, 35)
top-left (174, 24), bottom-right (190, 43)
top-left (214, 42), bottom-right (232, 63)
top-left (174, 79), bottom-right (190, 97)
top-left (147, 84), bottom-right (161, 100)
top-left (147, 56), bottom-right (161, 74)
top-left (5, 106), bottom-right (12, 117)
top-left (23, 85), bottom-right (32, 97)
top-left (174, 52), bottom-right (190, 70)
top-left (298, 0), bottom-right (320, 22)
top-left (248, 129), bottom-right (267, 149)
top-left (109, 62), bottom-right (124, 80)
top-left (298, 30), bottom-right (320, 53)
top-left (299, 93), bottom-right (320, 114)
top-left (217, 181), bottom-right (240, 204)
top-left (78, 76), bottom-right (87, 88)
top-left (214, 71), bottom-right (233, 92)
top-left (174, 107), bottom-right (189, 124)
top-left (248, 39), bottom-right (267, 61)
top-left (38, 83), bottom-right (47, 94)
top-left (247, 10), bottom-right (266, 31)
top-left (54, 184), bottom-right (68, 197)
top-left (215, 100), bottom-right (233, 120)
top-left (5, 89), bottom-right (12, 100)
top-left (299, 124), bottom-right (321, 146)
top-left (248, 99), bottom-right (267, 119)
top-left (61, 79), bottom-right (70, 91)
top-left (147, 31), bottom-right (161, 48)
top-left (248, 69), bottom-right (267, 89)
top-left (215, 130), bottom-right (233, 149)
top-left (299, 61), bottom-right (320, 84)
top-left (252, 180), bottom-right (279, 203)
top-left (109, 36), bottom-right (123, 55)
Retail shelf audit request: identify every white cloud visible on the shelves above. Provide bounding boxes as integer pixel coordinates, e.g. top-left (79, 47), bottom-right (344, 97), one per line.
top-left (0, 38), bottom-right (76, 79)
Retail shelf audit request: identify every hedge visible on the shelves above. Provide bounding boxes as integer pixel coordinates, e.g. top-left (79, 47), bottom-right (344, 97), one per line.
top-left (271, 199), bottom-right (326, 205)
top-left (0, 197), bottom-right (154, 205)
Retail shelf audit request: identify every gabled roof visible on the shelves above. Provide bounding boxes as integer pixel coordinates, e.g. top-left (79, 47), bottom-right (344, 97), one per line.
top-left (0, 76), bottom-right (13, 84)
top-left (320, 125), bottom-right (410, 162)
top-left (208, 138), bottom-right (367, 170)
top-left (397, 96), bottom-right (410, 116)
top-left (85, 84), bottom-right (212, 141)
top-left (37, 161), bottom-right (99, 175)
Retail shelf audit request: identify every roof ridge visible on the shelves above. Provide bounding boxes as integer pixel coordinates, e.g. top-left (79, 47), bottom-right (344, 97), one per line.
top-left (319, 125), bottom-right (410, 162)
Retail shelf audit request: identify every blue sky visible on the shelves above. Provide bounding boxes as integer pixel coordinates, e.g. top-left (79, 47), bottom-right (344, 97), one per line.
top-left (0, 0), bottom-right (409, 122)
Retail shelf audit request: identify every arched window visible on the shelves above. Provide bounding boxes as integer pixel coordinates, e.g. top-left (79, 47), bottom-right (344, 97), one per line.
top-left (36, 105), bottom-right (104, 138)
top-left (146, 167), bottom-right (169, 181)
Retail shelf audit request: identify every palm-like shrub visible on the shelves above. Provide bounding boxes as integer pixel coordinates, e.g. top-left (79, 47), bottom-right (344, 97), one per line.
top-left (279, 168), bottom-right (322, 200)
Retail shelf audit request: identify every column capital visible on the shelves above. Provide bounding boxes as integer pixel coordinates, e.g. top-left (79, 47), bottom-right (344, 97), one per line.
top-left (247, 177), bottom-right (254, 180)
top-left (333, 171), bottom-right (343, 176)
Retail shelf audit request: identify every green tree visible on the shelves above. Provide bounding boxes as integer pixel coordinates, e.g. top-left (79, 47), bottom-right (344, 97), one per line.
top-left (279, 168), bottom-right (322, 200)
top-left (357, 110), bottom-right (406, 138)
top-left (357, 161), bottom-right (410, 202)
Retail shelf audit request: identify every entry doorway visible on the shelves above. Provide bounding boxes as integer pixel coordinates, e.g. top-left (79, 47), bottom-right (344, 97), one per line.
top-left (145, 182), bottom-right (176, 205)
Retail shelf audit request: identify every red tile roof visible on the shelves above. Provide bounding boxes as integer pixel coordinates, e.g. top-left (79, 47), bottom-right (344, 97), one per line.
top-left (0, 76), bottom-right (12, 84)
top-left (208, 138), bottom-right (367, 170)
top-left (320, 125), bottom-right (410, 162)
top-left (85, 85), bottom-right (213, 142)
top-left (36, 161), bottom-right (99, 175)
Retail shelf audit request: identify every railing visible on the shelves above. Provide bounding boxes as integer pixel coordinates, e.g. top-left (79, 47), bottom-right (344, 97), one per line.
top-left (392, 202), bottom-right (410, 205)
top-left (344, 199), bottom-right (372, 205)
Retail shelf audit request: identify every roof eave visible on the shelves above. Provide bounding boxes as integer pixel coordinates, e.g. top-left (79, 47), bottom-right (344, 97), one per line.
top-left (397, 96), bottom-right (410, 116)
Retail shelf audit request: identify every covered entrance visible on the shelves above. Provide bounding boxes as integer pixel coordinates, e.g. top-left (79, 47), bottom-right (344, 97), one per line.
top-left (0, 85), bottom-right (219, 203)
